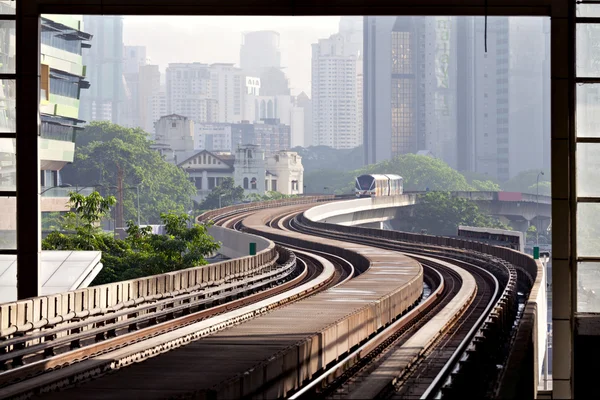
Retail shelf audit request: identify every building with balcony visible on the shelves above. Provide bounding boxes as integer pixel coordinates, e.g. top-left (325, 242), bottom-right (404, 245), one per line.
top-left (0, 14), bottom-right (92, 246)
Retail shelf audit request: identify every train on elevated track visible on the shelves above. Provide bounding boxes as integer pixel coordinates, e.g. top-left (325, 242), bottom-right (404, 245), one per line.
top-left (355, 174), bottom-right (403, 197)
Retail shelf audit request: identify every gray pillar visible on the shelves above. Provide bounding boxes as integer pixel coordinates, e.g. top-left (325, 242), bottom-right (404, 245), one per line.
top-left (550, 2), bottom-right (573, 397)
top-left (16, 7), bottom-right (41, 299)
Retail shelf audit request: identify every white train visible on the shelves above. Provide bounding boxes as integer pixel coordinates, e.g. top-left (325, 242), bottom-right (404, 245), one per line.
top-left (355, 174), bottom-right (403, 197)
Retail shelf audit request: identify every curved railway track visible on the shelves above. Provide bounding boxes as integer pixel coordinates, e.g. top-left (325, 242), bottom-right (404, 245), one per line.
top-left (0, 199), bottom-right (521, 399)
top-left (250, 207), bottom-right (515, 400)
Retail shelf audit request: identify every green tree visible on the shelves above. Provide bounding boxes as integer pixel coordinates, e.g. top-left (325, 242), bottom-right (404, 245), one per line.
top-left (61, 121), bottom-right (196, 224)
top-left (304, 155), bottom-right (477, 195)
top-left (526, 225), bottom-right (537, 242)
top-left (43, 191), bottom-right (220, 284)
top-left (102, 214), bottom-right (221, 281)
top-left (198, 177), bottom-right (245, 210)
top-left (43, 191), bottom-right (117, 250)
top-left (471, 179), bottom-right (502, 191)
top-left (502, 169), bottom-right (550, 194)
top-left (396, 192), bottom-right (509, 236)
top-left (290, 145), bottom-right (364, 174)
top-left (527, 181), bottom-right (551, 196)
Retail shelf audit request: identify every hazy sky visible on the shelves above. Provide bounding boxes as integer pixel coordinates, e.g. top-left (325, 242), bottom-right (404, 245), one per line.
top-left (123, 16), bottom-right (341, 96)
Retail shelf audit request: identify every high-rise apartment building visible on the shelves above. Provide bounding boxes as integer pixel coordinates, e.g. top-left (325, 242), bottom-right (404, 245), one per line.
top-left (210, 63), bottom-right (247, 123)
top-left (79, 15), bottom-right (124, 124)
top-left (312, 33), bottom-right (361, 149)
top-left (166, 63), bottom-right (216, 126)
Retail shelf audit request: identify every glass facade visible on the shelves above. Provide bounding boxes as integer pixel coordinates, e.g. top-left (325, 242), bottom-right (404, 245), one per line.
top-left (390, 30), bottom-right (416, 157)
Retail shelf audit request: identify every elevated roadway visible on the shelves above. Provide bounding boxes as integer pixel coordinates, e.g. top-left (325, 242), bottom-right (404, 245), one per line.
top-left (306, 191), bottom-right (551, 233)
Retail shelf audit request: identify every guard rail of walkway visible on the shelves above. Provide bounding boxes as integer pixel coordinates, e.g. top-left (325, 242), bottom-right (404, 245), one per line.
top-left (0, 227), bottom-right (277, 338)
top-left (300, 202), bottom-right (546, 398)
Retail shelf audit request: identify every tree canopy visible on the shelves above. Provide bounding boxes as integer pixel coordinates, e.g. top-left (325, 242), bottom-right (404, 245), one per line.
top-left (43, 191), bottom-right (220, 284)
top-left (290, 145), bottom-right (364, 174)
top-left (61, 121), bottom-right (196, 224)
top-left (502, 169), bottom-right (551, 194)
top-left (198, 177), bottom-right (245, 210)
top-left (395, 192), bottom-right (510, 236)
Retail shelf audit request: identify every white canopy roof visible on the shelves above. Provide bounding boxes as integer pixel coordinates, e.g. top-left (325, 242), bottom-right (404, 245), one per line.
top-left (0, 251), bottom-right (103, 303)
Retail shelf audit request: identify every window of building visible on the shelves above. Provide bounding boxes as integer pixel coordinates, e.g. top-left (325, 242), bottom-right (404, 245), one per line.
top-left (208, 177), bottom-right (216, 190)
top-left (243, 177), bottom-right (248, 189)
top-left (272, 180), bottom-right (277, 191)
top-left (172, 122), bottom-right (176, 128)
top-left (251, 177), bottom-right (257, 190)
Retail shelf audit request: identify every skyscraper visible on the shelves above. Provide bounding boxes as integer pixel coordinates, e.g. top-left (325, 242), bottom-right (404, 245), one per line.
top-left (312, 33), bottom-right (361, 149)
top-left (364, 16), bottom-right (548, 181)
top-left (79, 15), bottom-right (124, 124)
top-left (364, 16), bottom-right (428, 164)
top-left (240, 31), bottom-right (290, 96)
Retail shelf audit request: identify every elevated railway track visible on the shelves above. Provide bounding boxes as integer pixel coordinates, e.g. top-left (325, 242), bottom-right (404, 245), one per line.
top-left (0, 196), bottom-right (542, 399)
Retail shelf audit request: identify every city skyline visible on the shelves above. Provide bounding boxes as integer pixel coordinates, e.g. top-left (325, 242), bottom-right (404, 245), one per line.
top-left (122, 16), bottom-right (341, 96)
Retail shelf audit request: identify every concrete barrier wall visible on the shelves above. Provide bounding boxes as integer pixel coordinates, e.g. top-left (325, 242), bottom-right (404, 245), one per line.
top-left (0, 236), bottom-right (278, 337)
top-left (303, 195), bottom-right (418, 223)
top-left (208, 226), bottom-right (271, 259)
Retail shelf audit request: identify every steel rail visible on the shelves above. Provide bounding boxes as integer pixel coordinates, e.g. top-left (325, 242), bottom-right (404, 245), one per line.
top-left (419, 261), bottom-right (500, 399)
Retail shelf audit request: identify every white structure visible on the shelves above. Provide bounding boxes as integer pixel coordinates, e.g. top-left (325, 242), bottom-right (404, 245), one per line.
top-left (311, 33), bottom-right (361, 149)
top-left (234, 145), bottom-right (267, 195)
top-left (0, 251), bottom-right (103, 303)
top-left (176, 145), bottom-right (304, 202)
top-left (195, 123), bottom-right (233, 152)
top-left (265, 151), bottom-right (304, 195)
top-left (154, 114), bottom-right (195, 155)
top-left (178, 150), bottom-right (235, 202)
